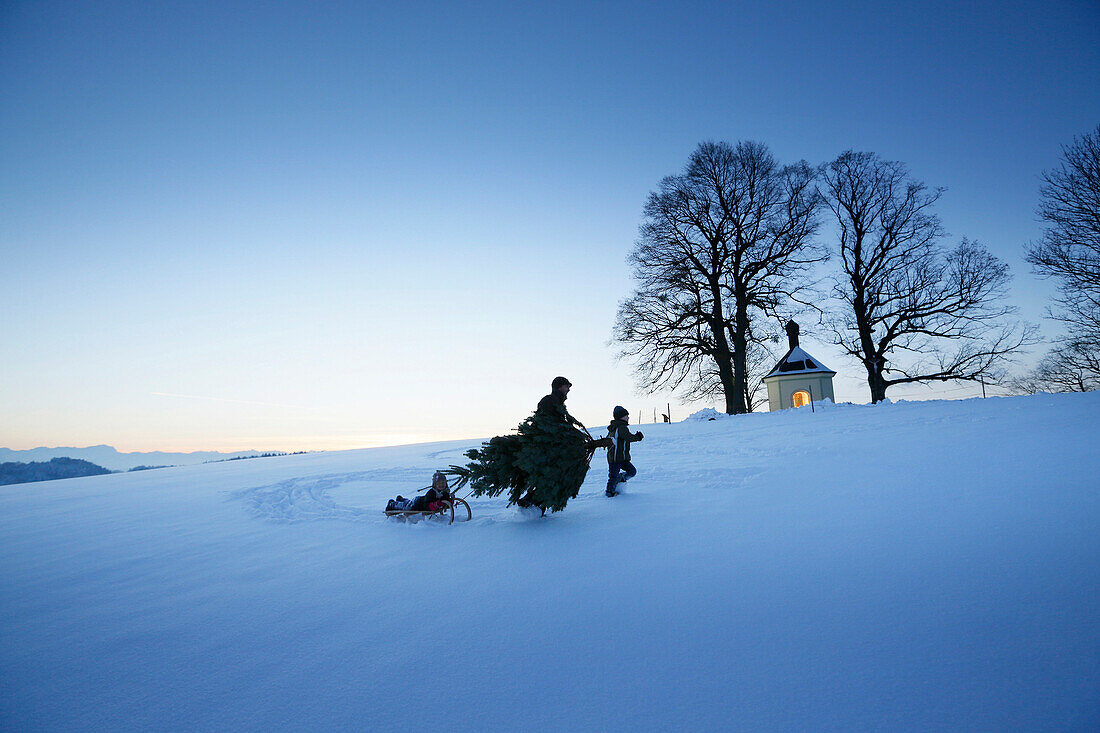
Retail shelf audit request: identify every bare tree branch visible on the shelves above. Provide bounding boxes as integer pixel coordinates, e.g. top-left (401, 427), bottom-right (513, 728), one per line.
top-left (1009, 338), bottom-right (1100, 394)
top-left (1019, 123), bottom-right (1100, 389)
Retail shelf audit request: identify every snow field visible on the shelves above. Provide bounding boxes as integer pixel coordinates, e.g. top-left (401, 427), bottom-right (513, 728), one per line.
top-left (1, 393), bottom-right (1098, 730)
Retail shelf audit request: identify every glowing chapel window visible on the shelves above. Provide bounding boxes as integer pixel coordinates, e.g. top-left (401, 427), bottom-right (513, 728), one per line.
top-left (792, 390), bottom-right (810, 408)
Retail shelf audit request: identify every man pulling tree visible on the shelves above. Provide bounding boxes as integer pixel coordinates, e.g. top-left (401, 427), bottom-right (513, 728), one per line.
top-left (444, 375), bottom-right (611, 514)
top-left (537, 376), bottom-right (582, 428)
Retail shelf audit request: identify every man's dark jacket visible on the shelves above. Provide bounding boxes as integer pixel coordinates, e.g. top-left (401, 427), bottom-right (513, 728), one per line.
top-left (537, 390), bottom-right (578, 426)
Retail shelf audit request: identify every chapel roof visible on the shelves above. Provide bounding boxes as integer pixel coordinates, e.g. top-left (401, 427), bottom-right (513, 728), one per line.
top-left (764, 345), bottom-right (836, 379)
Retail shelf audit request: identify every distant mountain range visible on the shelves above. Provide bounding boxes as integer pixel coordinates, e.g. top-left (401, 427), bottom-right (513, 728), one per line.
top-left (0, 445), bottom-right (271, 472)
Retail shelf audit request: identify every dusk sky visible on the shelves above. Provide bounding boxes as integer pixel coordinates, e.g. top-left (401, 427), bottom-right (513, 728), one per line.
top-left (2, 1), bottom-right (1098, 453)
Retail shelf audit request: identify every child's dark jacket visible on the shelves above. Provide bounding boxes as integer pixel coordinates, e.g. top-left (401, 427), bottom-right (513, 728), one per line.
top-left (606, 419), bottom-right (642, 463)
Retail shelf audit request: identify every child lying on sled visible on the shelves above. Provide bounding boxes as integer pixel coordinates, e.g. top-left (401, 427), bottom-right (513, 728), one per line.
top-left (386, 471), bottom-right (451, 512)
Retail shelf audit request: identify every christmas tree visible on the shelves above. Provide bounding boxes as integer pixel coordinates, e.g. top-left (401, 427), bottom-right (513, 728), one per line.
top-left (446, 410), bottom-right (607, 513)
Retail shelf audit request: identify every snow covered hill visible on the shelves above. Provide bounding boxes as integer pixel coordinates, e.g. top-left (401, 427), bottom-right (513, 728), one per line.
top-left (1, 393), bottom-right (1098, 731)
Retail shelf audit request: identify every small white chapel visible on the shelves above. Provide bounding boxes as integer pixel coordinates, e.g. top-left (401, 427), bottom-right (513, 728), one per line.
top-left (763, 321), bottom-right (836, 411)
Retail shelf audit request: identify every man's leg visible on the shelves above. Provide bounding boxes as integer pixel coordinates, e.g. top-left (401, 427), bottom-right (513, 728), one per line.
top-left (621, 461), bottom-right (637, 482)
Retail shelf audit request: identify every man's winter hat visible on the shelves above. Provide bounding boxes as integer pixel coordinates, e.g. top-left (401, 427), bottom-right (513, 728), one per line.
top-left (552, 376), bottom-right (572, 389)
top-left (613, 406), bottom-right (629, 419)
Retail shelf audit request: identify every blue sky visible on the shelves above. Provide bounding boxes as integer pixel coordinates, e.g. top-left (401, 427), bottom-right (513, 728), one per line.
top-left (2, 0), bottom-right (1098, 452)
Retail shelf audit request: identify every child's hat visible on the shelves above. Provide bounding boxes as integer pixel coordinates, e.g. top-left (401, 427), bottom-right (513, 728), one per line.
top-left (613, 406), bottom-right (629, 419)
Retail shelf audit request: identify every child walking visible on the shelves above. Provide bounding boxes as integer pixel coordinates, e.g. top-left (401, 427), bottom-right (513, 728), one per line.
top-left (606, 406), bottom-right (644, 497)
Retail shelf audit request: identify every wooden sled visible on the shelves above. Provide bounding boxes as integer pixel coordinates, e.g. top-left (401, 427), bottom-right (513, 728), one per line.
top-left (384, 497), bottom-right (472, 525)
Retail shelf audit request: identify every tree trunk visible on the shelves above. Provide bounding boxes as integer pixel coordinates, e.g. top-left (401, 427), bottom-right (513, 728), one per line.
top-left (729, 302), bottom-right (750, 414)
top-left (853, 285), bottom-right (888, 403)
top-left (708, 284), bottom-right (741, 414)
top-left (868, 364), bottom-right (888, 403)
top-left (715, 339), bottom-right (739, 414)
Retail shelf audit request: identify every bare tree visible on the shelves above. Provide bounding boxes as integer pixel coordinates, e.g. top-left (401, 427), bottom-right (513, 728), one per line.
top-left (821, 151), bottom-right (1036, 403)
top-left (1023, 124), bottom-right (1100, 387)
top-left (1010, 339), bottom-right (1100, 394)
top-left (614, 141), bottom-right (823, 414)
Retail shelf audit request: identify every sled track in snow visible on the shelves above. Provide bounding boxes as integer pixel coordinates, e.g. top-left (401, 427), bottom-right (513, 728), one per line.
top-left (232, 469), bottom-right (425, 523)
top-left (232, 465), bottom-right (763, 525)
